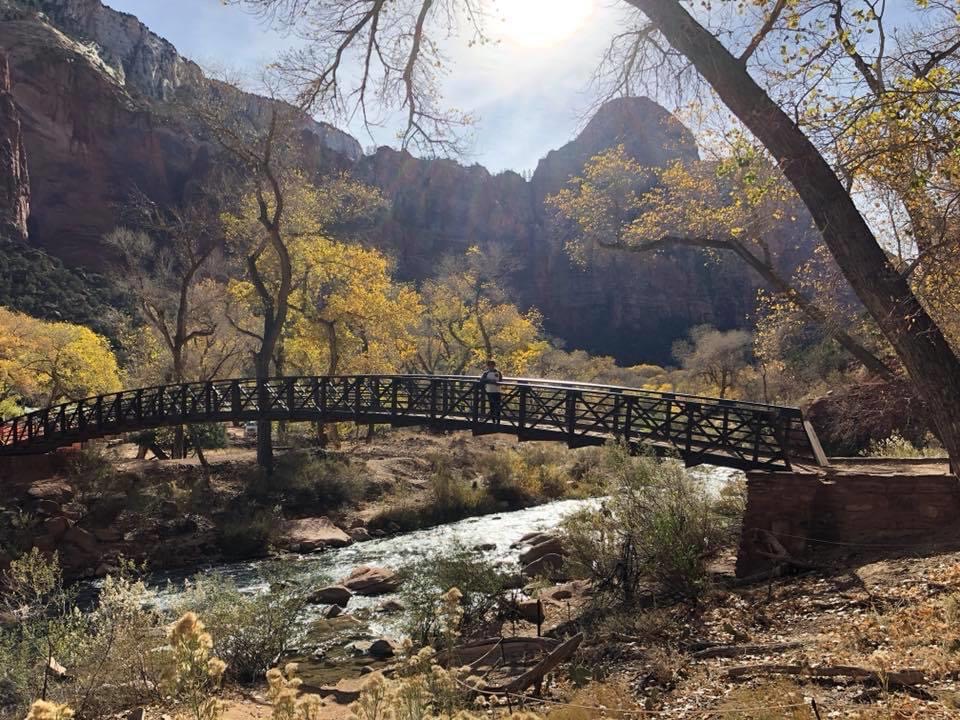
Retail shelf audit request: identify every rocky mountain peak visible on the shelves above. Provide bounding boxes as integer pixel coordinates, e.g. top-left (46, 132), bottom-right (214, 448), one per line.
top-left (38, 0), bottom-right (199, 100)
top-left (531, 96), bottom-right (698, 202)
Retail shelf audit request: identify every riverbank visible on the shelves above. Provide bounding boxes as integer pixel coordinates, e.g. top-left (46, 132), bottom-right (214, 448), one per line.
top-left (193, 522), bottom-right (960, 719)
top-left (0, 428), bottom-right (608, 579)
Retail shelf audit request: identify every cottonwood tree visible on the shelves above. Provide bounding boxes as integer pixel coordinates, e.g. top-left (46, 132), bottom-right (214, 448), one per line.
top-left (673, 325), bottom-right (752, 399)
top-left (0, 306), bottom-right (121, 408)
top-left (227, 0), bottom-right (960, 470)
top-left (190, 86), bottom-right (302, 471)
top-left (412, 247), bottom-right (547, 375)
top-left (105, 199), bottom-right (241, 459)
top-left (549, 141), bottom-right (894, 379)
top-left (223, 166), bottom-right (390, 445)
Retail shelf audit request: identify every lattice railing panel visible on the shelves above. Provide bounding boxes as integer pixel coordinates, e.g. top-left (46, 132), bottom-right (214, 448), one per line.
top-left (0, 375), bottom-right (822, 471)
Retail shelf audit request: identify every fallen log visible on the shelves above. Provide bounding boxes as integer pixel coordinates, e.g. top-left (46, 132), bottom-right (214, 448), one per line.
top-left (487, 633), bottom-right (584, 695)
top-left (725, 663), bottom-right (926, 688)
top-left (691, 642), bottom-right (802, 659)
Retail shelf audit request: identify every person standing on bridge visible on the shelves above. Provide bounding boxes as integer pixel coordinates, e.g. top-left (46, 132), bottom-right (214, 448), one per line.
top-left (480, 359), bottom-right (503, 424)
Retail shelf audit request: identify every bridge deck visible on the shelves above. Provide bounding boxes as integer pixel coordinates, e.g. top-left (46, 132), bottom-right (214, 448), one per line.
top-left (0, 375), bottom-right (827, 471)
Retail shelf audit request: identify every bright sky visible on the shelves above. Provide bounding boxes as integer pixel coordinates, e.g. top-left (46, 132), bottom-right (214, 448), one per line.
top-left (103, 0), bottom-right (626, 174)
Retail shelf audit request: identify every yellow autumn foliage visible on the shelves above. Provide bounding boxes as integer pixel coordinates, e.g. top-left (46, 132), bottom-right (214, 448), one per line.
top-left (0, 305), bottom-right (121, 408)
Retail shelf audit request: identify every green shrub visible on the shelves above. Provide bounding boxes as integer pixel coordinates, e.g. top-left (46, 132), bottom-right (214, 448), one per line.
top-left (477, 451), bottom-right (536, 506)
top-left (249, 451), bottom-right (367, 513)
top-left (562, 445), bottom-right (731, 600)
top-left (0, 552), bottom-right (162, 719)
top-left (66, 446), bottom-right (117, 493)
top-left (368, 458), bottom-right (492, 532)
top-left (216, 505), bottom-right (279, 559)
top-left (171, 572), bottom-right (305, 684)
top-left (399, 542), bottom-right (510, 647)
top-left (865, 432), bottom-right (946, 459)
top-left (132, 423), bottom-right (228, 454)
top-left (0, 508), bottom-right (35, 558)
top-left (427, 457), bottom-right (484, 519)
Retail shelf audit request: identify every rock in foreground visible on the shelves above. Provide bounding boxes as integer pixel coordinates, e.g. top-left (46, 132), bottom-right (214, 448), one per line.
top-left (340, 565), bottom-right (401, 596)
top-left (280, 517), bottom-right (352, 552)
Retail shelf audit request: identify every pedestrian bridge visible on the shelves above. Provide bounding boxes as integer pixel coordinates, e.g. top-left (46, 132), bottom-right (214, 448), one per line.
top-left (0, 375), bottom-right (827, 471)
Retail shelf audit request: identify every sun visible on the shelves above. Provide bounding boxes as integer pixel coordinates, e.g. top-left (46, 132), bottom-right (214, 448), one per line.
top-left (493, 0), bottom-right (594, 49)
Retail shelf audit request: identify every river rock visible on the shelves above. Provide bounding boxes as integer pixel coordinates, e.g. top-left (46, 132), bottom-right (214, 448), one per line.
top-left (515, 531), bottom-right (549, 545)
top-left (378, 600), bottom-right (405, 614)
top-left (325, 604), bottom-right (343, 619)
top-left (309, 585), bottom-right (353, 606)
top-left (33, 499), bottom-right (62, 517)
top-left (44, 516), bottom-right (72, 541)
top-left (94, 527), bottom-right (123, 543)
top-left (349, 527), bottom-right (372, 542)
top-left (95, 563), bottom-right (118, 578)
top-left (341, 565), bottom-right (401, 596)
top-left (518, 536), bottom-right (566, 565)
top-left (27, 480), bottom-right (74, 504)
top-left (348, 640), bottom-right (372, 656)
top-left (47, 657), bottom-right (67, 679)
top-left (63, 525), bottom-right (98, 554)
top-left (522, 553), bottom-right (568, 581)
top-left (280, 517), bottom-right (352, 551)
top-left (368, 638), bottom-right (398, 659)
top-left (32, 534), bottom-right (56, 553)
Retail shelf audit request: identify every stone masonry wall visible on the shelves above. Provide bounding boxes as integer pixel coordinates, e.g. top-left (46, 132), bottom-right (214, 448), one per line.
top-left (736, 461), bottom-right (960, 577)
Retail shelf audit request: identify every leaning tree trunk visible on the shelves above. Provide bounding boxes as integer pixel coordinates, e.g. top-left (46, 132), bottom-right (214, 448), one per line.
top-left (627, 0), bottom-right (960, 472)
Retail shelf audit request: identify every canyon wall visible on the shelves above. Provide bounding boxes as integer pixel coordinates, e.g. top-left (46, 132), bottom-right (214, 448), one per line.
top-left (0, 0), bottom-right (819, 363)
top-left (0, 48), bottom-right (27, 241)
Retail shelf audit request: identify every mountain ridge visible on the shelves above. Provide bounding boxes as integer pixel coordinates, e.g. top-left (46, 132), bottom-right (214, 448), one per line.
top-left (0, 0), bottom-right (818, 363)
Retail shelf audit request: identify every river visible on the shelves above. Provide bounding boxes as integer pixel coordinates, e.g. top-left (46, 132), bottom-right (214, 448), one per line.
top-left (145, 464), bottom-right (742, 637)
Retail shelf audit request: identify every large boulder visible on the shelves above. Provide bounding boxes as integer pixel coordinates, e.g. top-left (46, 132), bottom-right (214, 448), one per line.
top-left (368, 638), bottom-right (398, 659)
top-left (63, 525), bottom-right (97, 554)
top-left (522, 553), bottom-right (568, 581)
top-left (518, 536), bottom-right (566, 565)
top-left (27, 480), bottom-right (74, 504)
top-left (280, 517), bottom-right (352, 552)
top-left (309, 585), bottom-right (353, 606)
top-left (43, 516), bottom-right (72, 542)
top-left (340, 566), bottom-right (401, 596)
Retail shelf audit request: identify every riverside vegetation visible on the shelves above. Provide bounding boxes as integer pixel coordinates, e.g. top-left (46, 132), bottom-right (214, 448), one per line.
top-left (3, 445), bottom-right (960, 718)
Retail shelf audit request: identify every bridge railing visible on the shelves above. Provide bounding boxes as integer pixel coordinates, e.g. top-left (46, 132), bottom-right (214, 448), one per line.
top-left (0, 375), bottom-right (818, 471)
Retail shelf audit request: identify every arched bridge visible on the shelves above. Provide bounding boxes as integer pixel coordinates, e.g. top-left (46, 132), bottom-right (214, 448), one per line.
top-left (0, 375), bottom-right (828, 471)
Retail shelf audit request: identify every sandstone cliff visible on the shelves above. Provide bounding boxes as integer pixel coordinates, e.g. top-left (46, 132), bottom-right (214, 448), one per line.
top-left (0, 0), bottom-right (819, 363)
top-left (0, 47), bottom-right (27, 241)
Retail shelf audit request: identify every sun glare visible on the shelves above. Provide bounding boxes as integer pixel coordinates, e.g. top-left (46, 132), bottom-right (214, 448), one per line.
top-left (495, 0), bottom-right (594, 49)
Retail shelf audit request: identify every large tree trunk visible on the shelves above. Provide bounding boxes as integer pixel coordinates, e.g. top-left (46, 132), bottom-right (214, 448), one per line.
top-left (255, 355), bottom-right (273, 471)
top-left (627, 0), bottom-right (960, 472)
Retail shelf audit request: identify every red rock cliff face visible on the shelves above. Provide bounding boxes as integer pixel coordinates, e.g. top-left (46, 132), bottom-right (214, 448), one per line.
top-left (0, 0), bottom-right (819, 363)
top-left (0, 13), bottom-right (204, 264)
top-left (0, 48), bottom-right (28, 241)
top-left (351, 98), bottom-right (816, 363)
